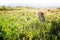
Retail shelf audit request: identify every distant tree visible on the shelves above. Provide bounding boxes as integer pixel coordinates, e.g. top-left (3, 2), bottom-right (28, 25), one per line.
top-left (0, 6), bottom-right (6, 10)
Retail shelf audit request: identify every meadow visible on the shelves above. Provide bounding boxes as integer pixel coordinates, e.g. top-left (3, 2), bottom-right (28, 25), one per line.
top-left (0, 7), bottom-right (60, 40)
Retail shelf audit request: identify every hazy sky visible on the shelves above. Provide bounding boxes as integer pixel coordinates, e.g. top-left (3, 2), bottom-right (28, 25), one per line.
top-left (0, 0), bottom-right (60, 8)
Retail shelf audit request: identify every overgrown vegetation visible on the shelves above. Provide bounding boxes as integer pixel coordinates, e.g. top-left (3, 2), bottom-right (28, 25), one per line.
top-left (0, 7), bottom-right (60, 40)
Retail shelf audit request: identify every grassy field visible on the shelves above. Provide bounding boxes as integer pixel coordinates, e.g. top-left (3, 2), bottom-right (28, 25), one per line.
top-left (0, 7), bottom-right (60, 40)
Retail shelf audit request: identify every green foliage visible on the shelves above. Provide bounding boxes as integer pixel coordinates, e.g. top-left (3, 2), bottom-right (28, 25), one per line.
top-left (0, 9), bottom-right (60, 40)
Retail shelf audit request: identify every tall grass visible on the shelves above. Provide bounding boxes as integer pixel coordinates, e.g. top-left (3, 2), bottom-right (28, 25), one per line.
top-left (0, 9), bottom-right (60, 40)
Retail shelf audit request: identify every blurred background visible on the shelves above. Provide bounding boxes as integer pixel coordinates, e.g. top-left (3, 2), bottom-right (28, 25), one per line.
top-left (0, 0), bottom-right (60, 8)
